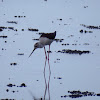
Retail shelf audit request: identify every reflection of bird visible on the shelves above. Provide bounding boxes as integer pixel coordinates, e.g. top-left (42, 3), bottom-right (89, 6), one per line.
top-left (29, 31), bottom-right (56, 58)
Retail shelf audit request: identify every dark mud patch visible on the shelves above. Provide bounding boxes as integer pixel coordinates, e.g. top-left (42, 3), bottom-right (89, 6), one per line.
top-left (6, 83), bottom-right (26, 93)
top-left (28, 28), bottom-right (39, 32)
top-left (17, 53), bottom-right (24, 55)
top-left (6, 88), bottom-right (19, 94)
top-left (7, 83), bottom-right (27, 88)
top-left (54, 77), bottom-right (62, 80)
top-left (7, 83), bottom-right (16, 87)
top-left (8, 27), bottom-right (14, 30)
top-left (0, 36), bottom-right (7, 38)
top-left (1, 48), bottom-right (6, 50)
top-left (62, 43), bottom-right (90, 46)
top-left (58, 49), bottom-right (90, 55)
top-left (84, 6), bottom-right (88, 8)
top-left (0, 26), bottom-right (18, 31)
top-left (38, 31), bottom-right (56, 35)
top-left (33, 38), bottom-right (64, 43)
top-left (21, 29), bottom-right (24, 31)
top-left (37, 32), bottom-right (45, 35)
top-left (57, 18), bottom-right (63, 21)
top-left (55, 39), bottom-right (64, 42)
top-left (33, 39), bottom-right (39, 41)
top-left (61, 90), bottom-right (100, 98)
top-left (0, 98), bottom-right (16, 100)
top-left (54, 58), bottom-right (60, 63)
top-left (81, 24), bottom-right (100, 29)
top-left (80, 29), bottom-right (93, 33)
top-left (19, 83), bottom-right (27, 87)
top-left (7, 21), bottom-right (18, 24)
top-left (4, 41), bottom-right (7, 43)
top-left (67, 35), bottom-right (74, 38)
top-left (62, 43), bottom-right (77, 46)
top-left (14, 16), bottom-right (26, 18)
top-left (6, 83), bottom-right (26, 94)
top-left (10, 63), bottom-right (17, 66)
top-left (47, 50), bottom-right (52, 53)
top-left (83, 43), bottom-right (90, 45)
top-left (62, 43), bottom-right (69, 46)
top-left (0, 26), bottom-right (7, 29)
top-left (0, 28), bottom-right (3, 32)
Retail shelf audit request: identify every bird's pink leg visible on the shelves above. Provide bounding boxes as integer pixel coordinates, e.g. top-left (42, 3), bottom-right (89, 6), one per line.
top-left (48, 45), bottom-right (50, 61)
top-left (44, 47), bottom-right (47, 60)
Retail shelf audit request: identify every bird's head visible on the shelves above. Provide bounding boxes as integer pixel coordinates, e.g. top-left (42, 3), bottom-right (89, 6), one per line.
top-left (34, 42), bottom-right (40, 50)
top-left (29, 42), bottom-right (44, 57)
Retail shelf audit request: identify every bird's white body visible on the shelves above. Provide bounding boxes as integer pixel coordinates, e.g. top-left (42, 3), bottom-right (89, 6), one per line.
top-left (39, 37), bottom-right (53, 46)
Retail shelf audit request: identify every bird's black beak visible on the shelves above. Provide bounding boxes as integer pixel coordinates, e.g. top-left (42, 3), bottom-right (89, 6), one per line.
top-left (29, 49), bottom-right (35, 58)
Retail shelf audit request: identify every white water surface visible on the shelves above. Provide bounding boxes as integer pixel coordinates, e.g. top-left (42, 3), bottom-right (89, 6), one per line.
top-left (0, 0), bottom-right (100, 100)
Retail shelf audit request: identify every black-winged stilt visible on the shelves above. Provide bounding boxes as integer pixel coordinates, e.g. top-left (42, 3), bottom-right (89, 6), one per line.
top-left (29, 31), bottom-right (56, 58)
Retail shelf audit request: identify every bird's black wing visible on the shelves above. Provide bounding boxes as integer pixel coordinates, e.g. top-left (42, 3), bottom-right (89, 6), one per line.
top-left (40, 31), bottom-right (56, 39)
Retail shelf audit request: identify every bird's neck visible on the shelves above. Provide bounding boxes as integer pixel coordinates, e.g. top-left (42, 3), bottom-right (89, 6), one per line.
top-left (38, 42), bottom-right (44, 48)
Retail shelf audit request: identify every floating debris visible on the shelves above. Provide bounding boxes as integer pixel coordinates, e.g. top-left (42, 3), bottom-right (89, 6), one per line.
top-left (58, 49), bottom-right (90, 55)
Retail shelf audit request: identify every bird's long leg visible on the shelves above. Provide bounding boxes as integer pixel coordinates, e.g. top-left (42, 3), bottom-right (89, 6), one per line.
top-left (48, 45), bottom-right (51, 100)
top-left (44, 57), bottom-right (47, 100)
top-left (44, 47), bottom-right (47, 60)
top-left (44, 46), bottom-right (47, 100)
top-left (48, 45), bottom-right (50, 61)
top-left (48, 45), bottom-right (51, 74)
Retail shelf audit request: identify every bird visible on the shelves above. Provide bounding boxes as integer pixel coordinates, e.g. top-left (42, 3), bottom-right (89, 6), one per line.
top-left (29, 31), bottom-right (56, 58)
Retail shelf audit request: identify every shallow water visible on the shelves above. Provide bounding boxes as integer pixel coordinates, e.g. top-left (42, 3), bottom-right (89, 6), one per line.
top-left (0, 0), bottom-right (100, 100)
